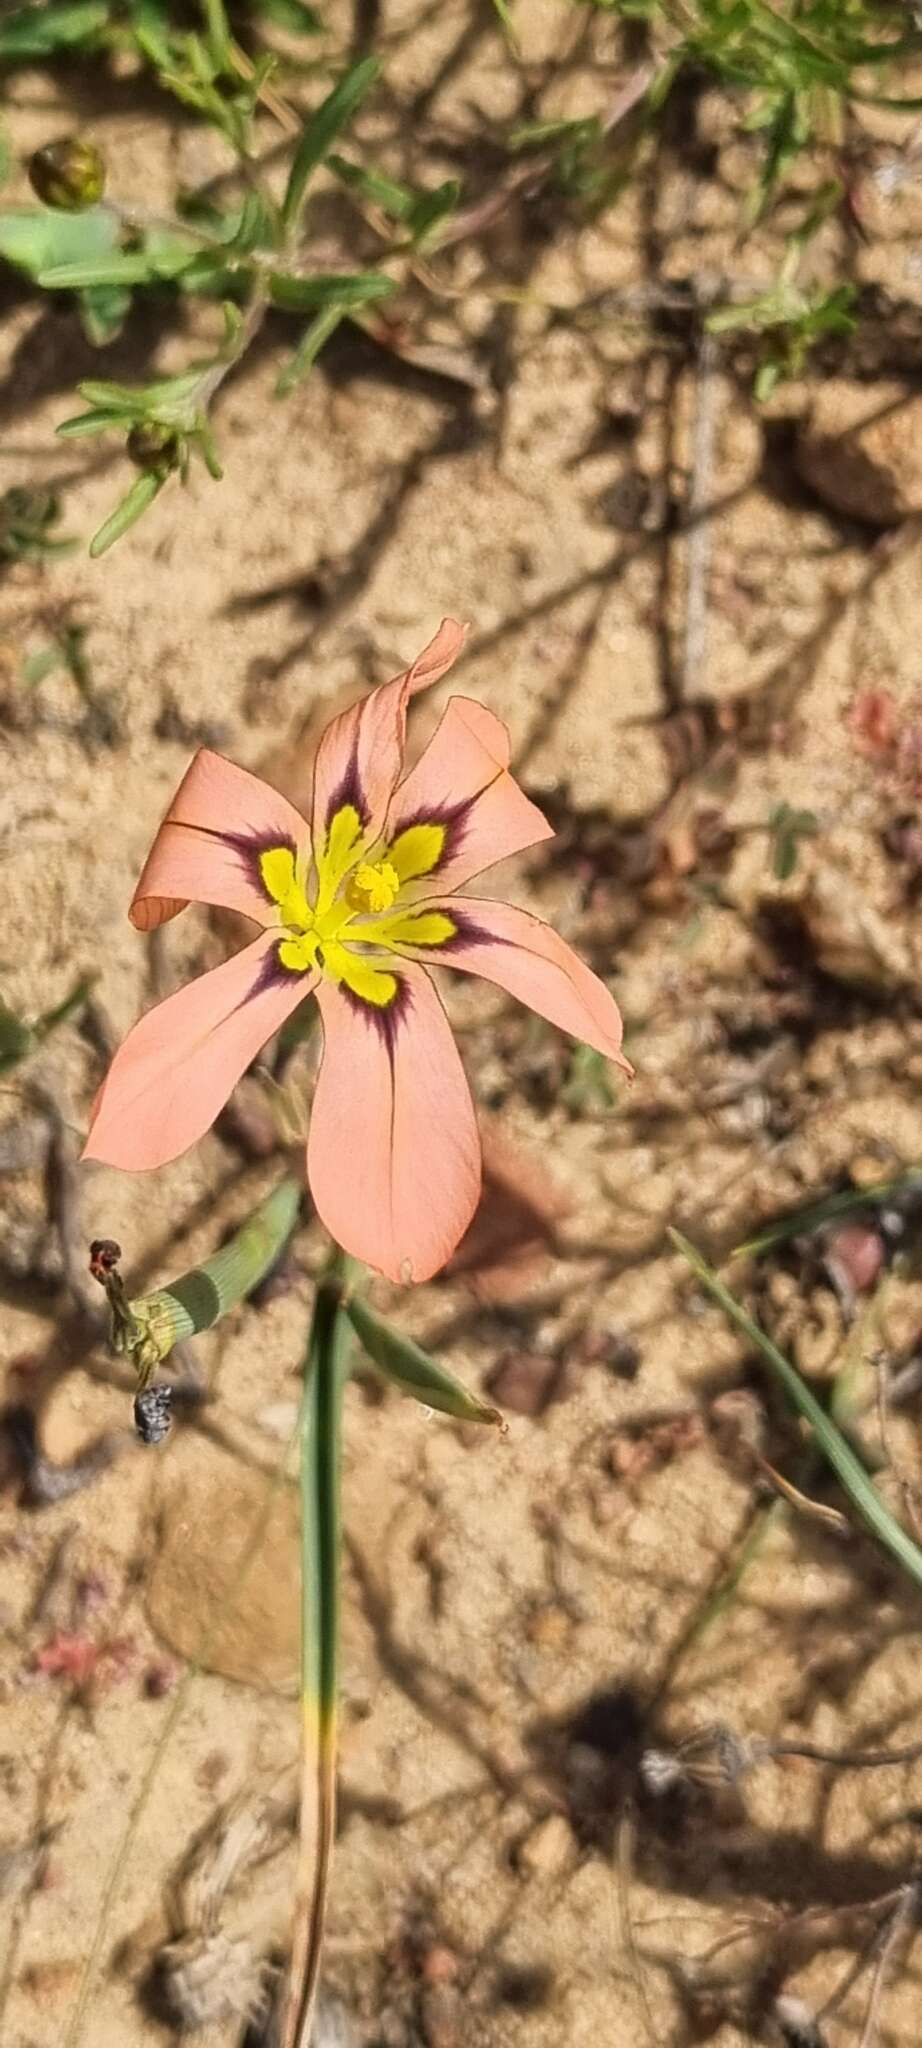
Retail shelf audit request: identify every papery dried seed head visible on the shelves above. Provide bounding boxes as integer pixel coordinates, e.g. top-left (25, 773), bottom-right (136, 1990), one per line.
top-left (640, 1748), bottom-right (683, 1794)
top-left (134, 1384), bottom-right (172, 1445)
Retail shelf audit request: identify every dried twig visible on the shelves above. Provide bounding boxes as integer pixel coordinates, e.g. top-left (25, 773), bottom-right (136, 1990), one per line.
top-left (857, 1883), bottom-right (918, 2048)
top-left (614, 1809), bottom-right (660, 2048)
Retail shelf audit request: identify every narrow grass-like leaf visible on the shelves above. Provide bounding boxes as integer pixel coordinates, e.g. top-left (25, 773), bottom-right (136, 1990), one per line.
top-left (670, 1229), bottom-right (922, 1593)
top-left (39, 254), bottom-right (161, 288)
top-left (734, 1172), bottom-right (922, 1258)
top-left (116, 1176), bottom-right (302, 1370)
top-left (34, 975), bottom-right (94, 1040)
top-left (345, 1292), bottom-right (503, 1425)
top-left (327, 151), bottom-right (415, 220)
top-left (281, 56), bottom-right (379, 231)
top-left (89, 473), bottom-right (165, 558)
top-left (405, 180), bottom-right (461, 249)
top-left (79, 369), bottom-right (204, 409)
top-left (0, 1000), bottom-right (32, 1072)
top-left (276, 301), bottom-right (347, 395)
top-left (0, 976), bottom-right (91, 1073)
top-left (269, 268), bottom-right (394, 310)
top-left (281, 1258), bottom-right (354, 2048)
top-left (57, 409), bottom-right (135, 439)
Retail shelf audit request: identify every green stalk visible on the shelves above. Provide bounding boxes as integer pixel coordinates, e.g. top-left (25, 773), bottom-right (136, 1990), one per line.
top-left (112, 1176), bottom-right (301, 1374)
top-left (670, 1230), bottom-right (922, 1593)
top-left (733, 1170), bottom-right (922, 1258)
top-left (281, 1254), bottom-right (355, 2048)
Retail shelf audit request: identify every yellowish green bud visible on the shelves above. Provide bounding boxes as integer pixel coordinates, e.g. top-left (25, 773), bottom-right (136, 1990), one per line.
top-left (29, 136), bottom-right (106, 212)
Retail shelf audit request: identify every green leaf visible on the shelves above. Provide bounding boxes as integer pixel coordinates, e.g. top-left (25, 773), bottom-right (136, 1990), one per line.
top-left (327, 152), bottom-right (416, 222)
top-left (201, 0), bottom-right (232, 69)
top-left (0, 976), bottom-right (90, 1071)
top-left (734, 1172), bottom-right (922, 1261)
top-left (509, 115), bottom-right (598, 151)
top-left (345, 1292), bottom-right (504, 1426)
top-left (79, 368), bottom-right (204, 409)
top-left (670, 1230), bottom-right (922, 1593)
top-left (218, 190), bottom-right (275, 255)
top-left (0, 999), bottom-right (33, 1073)
top-left (276, 300), bottom-right (346, 394)
top-left (40, 225), bottom-right (200, 288)
top-left (38, 253), bottom-right (159, 288)
top-left (57, 408), bottom-right (135, 439)
top-left (405, 179), bottom-right (461, 249)
top-left (251, 0), bottom-right (322, 30)
top-left (281, 55), bottom-right (379, 231)
top-left (78, 282), bottom-right (131, 345)
top-left (269, 268), bottom-right (394, 310)
top-left (194, 416), bottom-right (223, 479)
top-left (88, 472), bottom-right (165, 558)
top-left (21, 646), bottom-right (64, 686)
top-left (33, 975), bottom-right (94, 1039)
top-left (490, 0), bottom-right (518, 42)
top-left (768, 800), bottom-right (820, 880)
top-left (0, 2), bottom-right (108, 58)
top-left (0, 203), bottom-right (118, 280)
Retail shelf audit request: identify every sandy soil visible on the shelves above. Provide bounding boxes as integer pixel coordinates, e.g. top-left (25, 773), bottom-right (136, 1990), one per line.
top-left (5, 6), bottom-right (922, 2047)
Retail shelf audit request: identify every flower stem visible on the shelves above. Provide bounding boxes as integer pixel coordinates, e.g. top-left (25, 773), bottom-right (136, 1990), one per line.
top-left (282, 1248), bottom-right (356, 2048)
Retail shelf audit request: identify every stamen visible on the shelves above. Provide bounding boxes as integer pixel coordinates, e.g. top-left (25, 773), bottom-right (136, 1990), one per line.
top-left (346, 859), bottom-right (401, 914)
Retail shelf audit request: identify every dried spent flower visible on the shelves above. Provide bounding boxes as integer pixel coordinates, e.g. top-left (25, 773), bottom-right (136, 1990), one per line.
top-left (134, 1384), bottom-right (172, 1445)
top-left (127, 422), bottom-right (183, 478)
top-left (641, 1725), bottom-right (758, 1795)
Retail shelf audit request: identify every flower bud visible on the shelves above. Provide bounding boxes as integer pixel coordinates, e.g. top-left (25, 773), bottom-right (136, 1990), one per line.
top-left (126, 422), bottom-right (182, 477)
top-left (28, 136), bottom-right (106, 212)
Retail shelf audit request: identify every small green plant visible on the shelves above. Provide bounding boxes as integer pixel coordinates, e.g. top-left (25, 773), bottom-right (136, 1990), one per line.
top-left (572, 1), bottom-right (919, 391)
top-left (585, 0), bottom-right (922, 209)
top-left (765, 798), bottom-right (820, 879)
top-left (0, 486), bottom-right (75, 562)
top-left (0, 4), bottom-right (468, 554)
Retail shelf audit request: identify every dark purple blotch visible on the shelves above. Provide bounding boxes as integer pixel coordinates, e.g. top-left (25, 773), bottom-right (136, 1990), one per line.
top-left (341, 970), bottom-right (414, 1065)
top-left (325, 738), bottom-right (368, 834)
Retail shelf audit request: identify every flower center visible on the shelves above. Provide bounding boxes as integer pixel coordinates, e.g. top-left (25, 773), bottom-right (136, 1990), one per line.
top-left (259, 844), bottom-right (409, 978)
top-left (345, 859), bottom-right (400, 915)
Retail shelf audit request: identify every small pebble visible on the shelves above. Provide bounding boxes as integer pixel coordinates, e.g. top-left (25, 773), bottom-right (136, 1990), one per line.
top-left (143, 1659), bottom-right (178, 1700)
top-left (514, 1813), bottom-right (575, 1878)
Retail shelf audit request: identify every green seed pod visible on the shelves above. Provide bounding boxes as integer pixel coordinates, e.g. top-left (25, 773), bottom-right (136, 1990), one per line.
top-left (126, 421), bottom-right (182, 477)
top-left (28, 137), bottom-right (106, 212)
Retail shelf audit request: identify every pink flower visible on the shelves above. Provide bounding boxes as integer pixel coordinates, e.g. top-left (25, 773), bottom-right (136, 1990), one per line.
top-left (83, 620), bottom-right (630, 1281)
